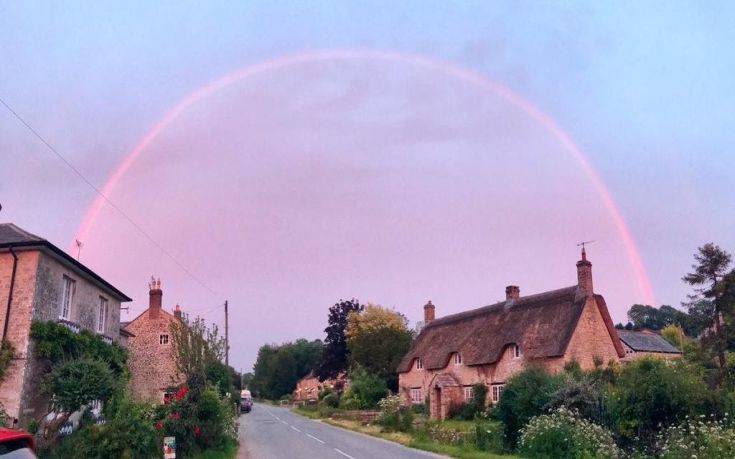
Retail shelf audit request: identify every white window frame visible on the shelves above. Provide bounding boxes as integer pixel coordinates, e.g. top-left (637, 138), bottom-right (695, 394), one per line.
top-left (463, 386), bottom-right (474, 401)
top-left (159, 334), bottom-right (169, 345)
top-left (60, 275), bottom-right (75, 320)
top-left (491, 384), bottom-right (505, 403)
top-left (410, 388), bottom-right (423, 404)
top-left (416, 357), bottom-right (423, 370)
top-left (97, 296), bottom-right (109, 333)
top-left (513, 344), bottom-right (522, 359)
top-left (454, 352), bottom-right (462, 365)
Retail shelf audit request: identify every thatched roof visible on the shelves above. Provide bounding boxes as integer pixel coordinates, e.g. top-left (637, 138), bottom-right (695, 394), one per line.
top-left (398, 286), bottom-right (624, 373)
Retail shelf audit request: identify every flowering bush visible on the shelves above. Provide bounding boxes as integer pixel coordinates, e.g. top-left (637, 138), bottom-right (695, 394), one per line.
top-left (518, 407), bottom-right (621, 458)
top-left (656, 415), bottom-right (735, 458)
top-left (377, 395), bottom-right (413, 432)
top-left (424, 421), bottom-right (470, 445)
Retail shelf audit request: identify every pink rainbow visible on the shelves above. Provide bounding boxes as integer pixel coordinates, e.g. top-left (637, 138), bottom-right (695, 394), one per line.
top-left (73, 49), bottom-right (656, 305)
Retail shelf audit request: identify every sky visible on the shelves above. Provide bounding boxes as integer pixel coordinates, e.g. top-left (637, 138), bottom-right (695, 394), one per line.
top-left (1, 1), bottom-right (734, 371)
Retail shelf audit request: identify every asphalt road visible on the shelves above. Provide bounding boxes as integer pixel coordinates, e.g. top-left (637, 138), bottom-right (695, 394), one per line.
top-left (238, 403), bottom-right (445, 459)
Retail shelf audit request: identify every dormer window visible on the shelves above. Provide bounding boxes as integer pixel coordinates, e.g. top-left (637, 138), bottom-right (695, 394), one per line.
top-left (416, 357), bottom-right (424, 370)
top-left (513, 344), bottom-right (522, 359)
top-left (454, 353), bottom-right (462, 365)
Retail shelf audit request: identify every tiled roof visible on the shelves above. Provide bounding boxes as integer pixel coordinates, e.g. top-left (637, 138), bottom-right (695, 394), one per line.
top-left (617, 330), bottom-right (681, 354)
top-left (397, 286), bottom-right (624, 373)
top-left (0, 223), bottom-right (132, 302)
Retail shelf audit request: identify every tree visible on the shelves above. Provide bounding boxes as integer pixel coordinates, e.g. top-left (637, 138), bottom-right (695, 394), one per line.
top-left (250, 339), bottom-right (324, 399)
top-left (345, 304), bottom-right (413, 391)
top-left (683, 243), bottom-right (733, 369)
top-left (316, 299), bottom-right (362, 381)
top-left (44, 359), bottom-right (115, 413)
top-left (624, 303), bottom-right (711, 337)
top-left (171, 316), bottom-right (226, 386)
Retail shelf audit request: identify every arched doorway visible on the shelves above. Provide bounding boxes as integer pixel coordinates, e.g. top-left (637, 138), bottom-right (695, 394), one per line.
top-left (429, 373), bottom-right (461, 420)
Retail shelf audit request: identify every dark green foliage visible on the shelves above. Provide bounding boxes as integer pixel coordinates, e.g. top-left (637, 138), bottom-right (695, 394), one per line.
top-left (493, 367), bottom-right (564, 448)
top-left (45, 398), bottom-right (159, 459)
top-left (250, 339), bottom-right (323, 400)
top-left (347, 319), bottom-right (412, 392)
top-left (30, 321), bottom-right (128, 377)
top-left (317, 299), bottom-right (362, 380)
top-left (321, 392), bottom-right (340, 408)
top-left (452, 384), bottom-right (489, 420)
top-left (609, 357), bottom-right (706, 446)
top-left (545, 374), bottom-right (609, 427)
top-left (474, 420), bottom-right (504, 453)
top-left (340, 367), bottom-right (387, 409)
top-left (0, 341), bottom-right (15, 383)
top-left (44, 358), bottom-right (115, 412)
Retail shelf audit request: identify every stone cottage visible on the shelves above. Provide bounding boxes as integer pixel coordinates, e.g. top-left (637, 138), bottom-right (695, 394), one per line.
top-left (122, 279), bottom-right (184, 403)
top-left (397, 249), bottom-right (625, 419)
top-left (617, 329), bottom-right (682, 361)
top-left (293, 372), bottom-right (349, 404)
top-left (0, 223), bottom-right (131, 425)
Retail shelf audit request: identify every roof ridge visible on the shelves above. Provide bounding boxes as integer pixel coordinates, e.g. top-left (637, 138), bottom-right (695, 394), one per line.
top-left (426, 285), bottom-right (579, 328)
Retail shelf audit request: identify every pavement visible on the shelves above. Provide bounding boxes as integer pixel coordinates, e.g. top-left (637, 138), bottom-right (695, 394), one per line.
top-left (238, 402), bottom-right (445, 459)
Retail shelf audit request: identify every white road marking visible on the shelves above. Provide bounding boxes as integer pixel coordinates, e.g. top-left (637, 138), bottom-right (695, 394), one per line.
top-left (305, 433), bottom-right (325, 444)
top-left (280, 420), bottom-right (288, 425)
top-left (290, 425), bottom-right (302, 433)
top-left (334, 448), bottom-right (356, 459)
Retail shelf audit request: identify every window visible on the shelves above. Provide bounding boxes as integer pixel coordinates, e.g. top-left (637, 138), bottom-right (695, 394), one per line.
top-left (491, 384), bottom-right (505, 403)
top-left (416, 357), bottom-right (423, 370)
top-left (97, 297), bottom-right (109, 333)
top-left (513, 344), bottom-right (522, 359)
top-left (463, 386), bottom-right (474, 401)
top-left (159, 334), bottom-right (169, 345)
top-left (454, 353), bottom-right (462, 365)
top-left (410, 388), bottom-right (423, 404)
top-left (60, 275), bottom-right (75, 319)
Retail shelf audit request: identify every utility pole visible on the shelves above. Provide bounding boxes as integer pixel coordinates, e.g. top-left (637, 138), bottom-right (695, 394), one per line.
top-left (224, 300), bottom-right (229, 367)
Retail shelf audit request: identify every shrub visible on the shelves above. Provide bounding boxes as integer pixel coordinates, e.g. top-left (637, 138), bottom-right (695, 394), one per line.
top-left (340, 367), bottom-right (387, 409)
top-left (453, 384), bottom-right (489, 420)
top-left (0, 341), bottom-right (15, 384)
top-left (656, 415), bottom-right (735, 458)
top-left (44, 358), bottom-right (115, 412)
top-left (321, 392), bottom-right (340, 408)
top-left (494, 367), bottom-right (564, 448)
top-left (423, 420), bottom-right (470, 446)
top-left (518, 407), bottom-right (621, 458)
top-left (45, 398), bottom-right (159, 459)
top-left (377, 395), bottom-right (413, 432)
top-left (545, 374), bottom-right (609, 426)
top-left (608, 357), bottom-right (705, 446)
top-left (473, 419), bottom-right (504, 453)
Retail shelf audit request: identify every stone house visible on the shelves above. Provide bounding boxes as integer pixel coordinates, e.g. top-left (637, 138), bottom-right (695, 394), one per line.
top-left (0, 223), bottom-right (131, 426)
top-left (293, 372), bottom-right (348, 403)
top-left (617, 329), bottom-right (682, 361)
top-left (397, 249), bottom-right (625, 419)
top-left (122, 279), bottom-right (184, 403)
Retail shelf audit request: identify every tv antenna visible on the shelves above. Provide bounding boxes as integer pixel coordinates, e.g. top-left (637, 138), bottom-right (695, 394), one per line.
top-left (577, 240), bottom-right (595, 249)
top-left (75, 239), bottom-right (83, 261)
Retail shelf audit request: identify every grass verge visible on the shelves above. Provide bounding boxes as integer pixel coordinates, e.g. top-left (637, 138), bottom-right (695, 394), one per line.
top-left (189, 440), bottom-right (238, 459)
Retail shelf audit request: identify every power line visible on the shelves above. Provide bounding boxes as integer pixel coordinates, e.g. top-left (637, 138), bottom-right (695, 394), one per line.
top-left (0, 96), bottom-right (217, 295)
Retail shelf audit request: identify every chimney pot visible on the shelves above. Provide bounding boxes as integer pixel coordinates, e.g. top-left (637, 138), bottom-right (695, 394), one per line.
top-left (149, 276), bottom-right (163, 318)
top-left (424, 300), bottom-right (435, 324)
top-left (505, 285), bottom-right (520, 301)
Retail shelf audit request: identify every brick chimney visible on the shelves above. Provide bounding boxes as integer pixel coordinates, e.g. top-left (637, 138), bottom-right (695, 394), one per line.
top-left (576, 248), bottom-right (593, 297)
top-left (174, 304), bottom-right (182, 320)
top-left (505, 285), bottom-right (520, 301)
top-left (424, 301), bottom-right (435, 324)
top-left (149, 277), bottom-right (162, 318)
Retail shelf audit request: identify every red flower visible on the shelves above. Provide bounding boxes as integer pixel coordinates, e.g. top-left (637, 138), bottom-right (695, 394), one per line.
top-left (174, 386), bottom-right (189, 401)
top-left (155, 421), bottom-right (163, 430)
top-left (194, 425), bottom-right (201, 437)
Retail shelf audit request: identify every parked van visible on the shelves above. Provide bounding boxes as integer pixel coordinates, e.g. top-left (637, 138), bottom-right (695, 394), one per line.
top-left (240, 390), bottom-right (252, 413)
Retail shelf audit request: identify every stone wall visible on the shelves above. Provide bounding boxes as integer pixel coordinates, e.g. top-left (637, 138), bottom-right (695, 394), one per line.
top-left (0, 251), bottom-right (40, 423)
top-left (125, 309), bottom-right (182, 403)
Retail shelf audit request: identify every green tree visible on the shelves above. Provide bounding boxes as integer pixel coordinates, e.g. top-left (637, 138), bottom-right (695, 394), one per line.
top-left (250, 339), bottom-right (323, 399)
top-left (494, 367), bottom-right (564, 448)
top-left (44, 359), bottom-right (115, 413)
top-left (316, 299), bottom-right (362, 381)
top-left (683, 243), bottom-right (733, 369)
top-left (170, 316), bottom-right (226, 387)
top-left (346, 304), bottom-right (413, 391)
top-left (340, 366), bottom-right (388, 409)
